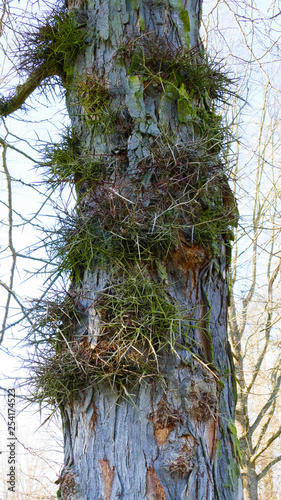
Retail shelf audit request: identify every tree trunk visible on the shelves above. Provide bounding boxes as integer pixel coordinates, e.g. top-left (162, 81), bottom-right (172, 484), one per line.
top-left (241, 464), bottom-right (258, 500)
top-left (52, 0), bottom-right (243, 498)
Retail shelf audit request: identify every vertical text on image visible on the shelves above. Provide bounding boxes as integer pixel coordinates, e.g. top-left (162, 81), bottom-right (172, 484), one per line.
top-left (7, 388), bottom-right (16, 493)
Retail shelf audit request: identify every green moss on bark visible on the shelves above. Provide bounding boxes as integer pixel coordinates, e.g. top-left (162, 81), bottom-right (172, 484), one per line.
top-left (27, 267), bottom-right (190, 406)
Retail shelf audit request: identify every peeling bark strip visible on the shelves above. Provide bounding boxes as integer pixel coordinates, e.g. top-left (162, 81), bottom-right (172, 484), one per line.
top-left (99, 459), bottom-right (115, 500)
top-left (146, 467), bottom-right (166, 500)
top-left (0, 0), bottom-right (242, 497)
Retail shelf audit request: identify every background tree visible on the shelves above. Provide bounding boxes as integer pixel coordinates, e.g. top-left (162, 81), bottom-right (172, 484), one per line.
top-left (0, 421), bottom-right (62, 500)
top-left (203, 1), bottom-right (281, 498)
top-left (229, 102), bottom-right (281, 500)
top-left (1, 0), bottom-right (243, 498)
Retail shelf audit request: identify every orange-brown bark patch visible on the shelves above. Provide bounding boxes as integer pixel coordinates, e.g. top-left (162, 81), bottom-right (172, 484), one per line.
top-left (195, 315), bottom-right (212, 361)
top-left (172, 242), bottom-right (210, 277)
top-left (205, 416), bottom-right (218, 462)
top-left (99, 459), bottom-right (114, 500)
top-left (148, 399), bottom-right (182, 446)
top-left (90, 402), bottom-right (98, 428)
top-left (205, 392), bottom-right (219, 462)
top-left (60, 472), bottom-right (77, 499)
top-left (154, 425), bottom-right (173, 446)
top-left (90, 402), bottom-right (98, 439)
top-left (146, 467), bottom-right (166, 500)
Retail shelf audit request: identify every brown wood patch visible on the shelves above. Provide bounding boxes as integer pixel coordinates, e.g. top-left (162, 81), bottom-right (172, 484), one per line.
top-left (148, 399), bottom-right (182, 446)
top-left (99, 459), bottom-right (115, 500)
top-left (154, 425), bottom-right (173, 446)
top-left (205, 392), bottom-right (219, 462)
top-left (172, 242), bottom-right (210, 277)
top-left (90, 402), bottom-right (98, 430)
top-left (61, 472), bottom-right (77, 499)
top-left (146, 467), bottom-right (166, 500)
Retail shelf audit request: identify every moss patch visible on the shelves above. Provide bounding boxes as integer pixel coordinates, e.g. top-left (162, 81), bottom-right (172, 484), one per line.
top-left (169, 0), bottom-right (190, 46)
top-left (228, 419), bottom-right (243, 464)
top-left (28, 267), bottom-right (189, 405)
top-left (43, 127), bottom-right (237, 283)
top-left (120, 36), bottom-right (234, 105)
top-left (42, 128), bottom-right (108, 190)
top-left (28, 292), bottom-right (83, 351)
top-left (25, 25), bottom-right (237, 406)
top-left (17, 6), bottom-right (85, 79)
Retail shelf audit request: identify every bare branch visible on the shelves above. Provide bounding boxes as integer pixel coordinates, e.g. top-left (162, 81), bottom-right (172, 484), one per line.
top-left (257, 455), bottom-right (281, 481)
top-left (0, 65), bottom-right (52, 117)
top-left (0, 137), bottom-right (17, 343)
top-left (251, 425), bottom-right (281, 463)
top-left (246, 259), bottom-right (281, 396)
top-left (250, 374), bottom-right (281, 435)
top-left (253, 399), bottom-right (276, 455)
top-left (0, 0), bottom-right (8, 37)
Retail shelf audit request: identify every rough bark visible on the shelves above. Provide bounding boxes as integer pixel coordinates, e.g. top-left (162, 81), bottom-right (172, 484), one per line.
top-left (52, 1), bottom-right (244, 499)
top-left (229, 307), bottom-right (256, 499)
top-left (0, 0), bottom-right (242, 498)
top-left (241, 464), bottom-right (258, 500)
top-left (60, 262), bottom-right (242, 499)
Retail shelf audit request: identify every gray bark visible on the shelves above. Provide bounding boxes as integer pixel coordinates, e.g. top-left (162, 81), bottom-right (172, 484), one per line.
top-left (60, 263), bottom-right (243, 499)
top-left (241, 464), bottom-right (258, 500)
top-left (53, 0), bottom-right (244, 498)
